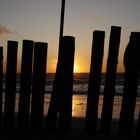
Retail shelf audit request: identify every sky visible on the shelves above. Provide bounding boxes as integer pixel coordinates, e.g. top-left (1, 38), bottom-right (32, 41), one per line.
top-left (0, 0), bottom-right (140, 73)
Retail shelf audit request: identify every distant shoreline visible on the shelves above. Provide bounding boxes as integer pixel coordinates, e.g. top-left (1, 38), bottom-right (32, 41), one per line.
top-left (2, 72), bottom-right (140, 97)
top-left (2, 72), bottom-right (125, 75)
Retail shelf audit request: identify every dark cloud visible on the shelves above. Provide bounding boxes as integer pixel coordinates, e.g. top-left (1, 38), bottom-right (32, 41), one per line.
top-left (0, 25), bottom-right (12, 35)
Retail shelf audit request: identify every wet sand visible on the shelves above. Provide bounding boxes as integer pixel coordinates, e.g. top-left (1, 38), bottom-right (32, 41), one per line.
top-left (0, 117), bottom-right (138, 140)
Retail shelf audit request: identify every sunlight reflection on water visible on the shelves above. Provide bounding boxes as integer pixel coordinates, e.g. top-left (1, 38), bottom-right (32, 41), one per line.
top-left (3, 94), bottom-right (140, 119)
top-left (44, 94), bottom-right (140, 119)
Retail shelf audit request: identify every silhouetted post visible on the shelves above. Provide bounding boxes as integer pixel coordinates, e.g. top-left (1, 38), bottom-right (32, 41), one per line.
top-left (31, 42), bottom-right (47, 129)
top-left (119, 32), bottom-right (140, 134)
top-left (58, 36), bottom-right (75, 131)
top-left (100, 26), bottom-right (121, 134)
top-left (4, 41), bottom-right (18, 128)
top-left (58, 0), bottom-right (65, 57)
top-left (85, 31), bottom-right (105, 133)
top-left (17, 40), bottom-right (34, 128)
top-left (46, 36), bottom-right (75, 131)
top-left (0, 47), bottom-right (3, 127)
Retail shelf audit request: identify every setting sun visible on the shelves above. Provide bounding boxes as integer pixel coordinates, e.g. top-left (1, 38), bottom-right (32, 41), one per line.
top-left (74, 64), bottom-right (79, 73)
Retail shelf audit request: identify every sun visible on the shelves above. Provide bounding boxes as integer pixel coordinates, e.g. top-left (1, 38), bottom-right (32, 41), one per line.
top-left (74, 64), bottom-right (79, 73)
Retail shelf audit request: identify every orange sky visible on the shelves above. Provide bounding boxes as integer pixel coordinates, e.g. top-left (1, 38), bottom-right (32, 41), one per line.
top-left (0, 0), bottom-right (140, 73)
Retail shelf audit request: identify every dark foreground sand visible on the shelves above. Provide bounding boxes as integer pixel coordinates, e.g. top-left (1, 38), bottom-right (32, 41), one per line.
top-left (0, 118), bottom-right (139, 140)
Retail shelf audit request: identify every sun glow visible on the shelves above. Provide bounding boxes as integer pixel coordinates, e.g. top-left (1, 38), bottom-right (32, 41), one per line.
top-left (74, 63), bottom-right (79, 73)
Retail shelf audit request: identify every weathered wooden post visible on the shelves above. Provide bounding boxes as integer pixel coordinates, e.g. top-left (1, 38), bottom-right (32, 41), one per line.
top-left (119, 32), bottom-right (140, 134)
top-left (3, 41), bottom-right (18, 128)
top-left (100, 26), bottom-right (121, 134)
top-left (85, 31), bottom-right (105, 133)
top-left (58, 36), bottom-right (75, 131)
top-left (58, 0), bottom-right (65, 54)
top-left (31, 42), bottom-right (47, 129)
top-left (46, 36), bottom-right (75, 131)
top-left (17, 40), bottom-right (34, 128)
top-left (45, 0), bottom-right (67, 131)
top-left (0, 47), bottom-right (3, 127)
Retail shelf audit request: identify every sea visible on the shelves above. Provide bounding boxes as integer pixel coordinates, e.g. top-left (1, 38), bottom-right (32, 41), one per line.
top-left (2, 73), bottom-right (140, 119)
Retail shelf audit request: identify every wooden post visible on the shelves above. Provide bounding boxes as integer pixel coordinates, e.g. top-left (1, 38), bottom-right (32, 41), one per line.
top-left (119, 32), bottom-right (140, 134)
top-left (58, 0), bottom-right (65, 58)
top-left (85, 31), bottom-right (105, 133)
top-left (45, 1), bottom-right (65, 131)
top-left (46, 36), bottom-right (75, 132)
top-left (31, 42), bottom-right (47, 129)
top-left (100, 26), bottom-right (121, 134)
top-left (4, 41), bottom-right (18, 128)
top-left (58, 36), bottom-right (75, 131)
top-left (17, 40), bottom-right (34, 128)
top-left (0, 47), bottom-right (3, 127)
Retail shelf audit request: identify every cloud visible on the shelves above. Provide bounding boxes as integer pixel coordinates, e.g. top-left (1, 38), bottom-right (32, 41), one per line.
top-left (0, 25), bottom-right (13, 35)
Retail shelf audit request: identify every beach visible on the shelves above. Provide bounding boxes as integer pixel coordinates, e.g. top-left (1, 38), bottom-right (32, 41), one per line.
top-left (0, 118), bottom-right (138, 140)
top-left (1, 94), bottom-right (139, 140)
top-left (1, 73), bottom-right (140, 139)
